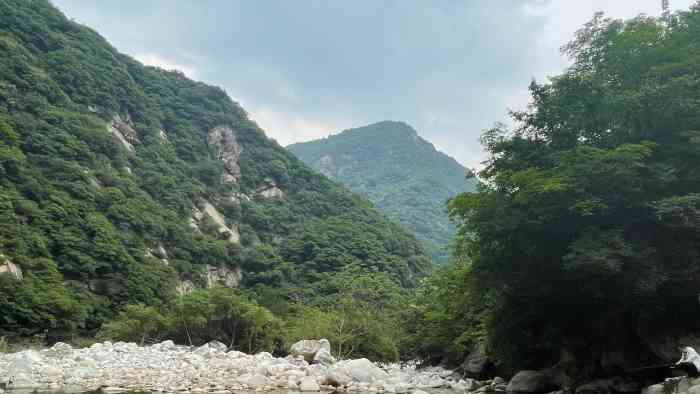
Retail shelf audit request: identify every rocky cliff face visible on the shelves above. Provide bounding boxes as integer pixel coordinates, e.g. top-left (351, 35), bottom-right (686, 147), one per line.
top-left (108, 114), bottom-right (139, 152)
top-left (208, 126), bottom-right (242, 184)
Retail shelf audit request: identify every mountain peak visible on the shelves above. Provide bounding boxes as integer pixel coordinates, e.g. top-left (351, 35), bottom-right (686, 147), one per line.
top-left (337, 120), bottom-right (418, 139)
top-left (288, 122), bottom-right (477, 264)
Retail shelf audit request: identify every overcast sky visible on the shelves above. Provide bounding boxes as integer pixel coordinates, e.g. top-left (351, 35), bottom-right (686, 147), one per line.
top-left (52, 1), bottom-right (696, 168)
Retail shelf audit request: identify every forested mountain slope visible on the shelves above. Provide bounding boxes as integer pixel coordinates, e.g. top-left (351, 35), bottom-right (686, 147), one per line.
top-left (288, 121), bottom-right (475, 263)
top-left (0, 0), bottom-right (430, 339)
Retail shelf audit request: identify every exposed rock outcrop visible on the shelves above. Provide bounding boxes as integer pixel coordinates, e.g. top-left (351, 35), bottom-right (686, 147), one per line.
top-left (202, 202), bottom-right (240, 243)
top-left (145, 243), bottom-right (169, 266)
top-left (256, 182), bottom-right (285, 198)
top-left (205, 264), bottom-right (241, 288)
top-left (208, 126), bottom-right (242, 184)
top-left (175, 280), bottom-right (195, 296)
top-left (0, 255), bottom-right (22, 281)
top-left (229, 192), bottom-right (251, 204)
top-left (108, 114), bottom-right (139, 152)
top-left (175, 265), bottom-right (240, 296)
top-left (189, 202), bottom-right (240, 243)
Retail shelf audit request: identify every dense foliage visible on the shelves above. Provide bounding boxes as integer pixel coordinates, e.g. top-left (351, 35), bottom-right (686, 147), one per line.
top-left (289, 121), bottom-right (475, 263)
top-left (419, 5), bottom-right (700, 376)
top-left (0, 0), bottom-right (429, 351)
top-left (100, 287), bottom-right (281, 353)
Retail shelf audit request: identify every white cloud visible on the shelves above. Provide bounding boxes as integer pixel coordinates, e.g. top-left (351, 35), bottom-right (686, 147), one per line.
top-left (249, 106), bottom-right (339, 147)
top-left (51, 0), bottom-right (699, 168)
top-left (134, 53), bottom-right (198, 79)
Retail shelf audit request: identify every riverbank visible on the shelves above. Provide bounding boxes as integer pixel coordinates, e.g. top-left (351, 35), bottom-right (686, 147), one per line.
top-left (0, 341), bottom-right (497, 393)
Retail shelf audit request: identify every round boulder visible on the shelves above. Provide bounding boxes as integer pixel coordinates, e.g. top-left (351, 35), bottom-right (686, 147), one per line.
top-left (507, 370), bottom-right (558, 394)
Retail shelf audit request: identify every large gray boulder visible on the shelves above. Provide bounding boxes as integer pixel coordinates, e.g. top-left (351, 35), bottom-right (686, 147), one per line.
top-left (290, 339), bottom-right (331, 363)
top-left (507, 370), bottom-right (558, 394)
top-left (324, 368), bottom-right (352, 387)
top-left (332, 358), bottom-right (389, 383)
top-left (461, 343), bottom-right (490, 378)
top-left (313, 347), bottom-right (335, 367)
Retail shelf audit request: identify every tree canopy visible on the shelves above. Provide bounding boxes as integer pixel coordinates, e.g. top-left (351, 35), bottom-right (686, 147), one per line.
top-left (423, 5), bottom-right (700, 375)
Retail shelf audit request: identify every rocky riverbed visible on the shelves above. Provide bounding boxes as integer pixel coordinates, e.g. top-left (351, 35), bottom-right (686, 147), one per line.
top-left (0, 341), bottom-right (499, 394)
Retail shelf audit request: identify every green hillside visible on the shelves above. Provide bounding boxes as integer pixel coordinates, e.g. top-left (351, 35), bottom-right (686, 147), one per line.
top-left (288, 121), bottom-right (476, 263)
top-left (0, 0), bottom-right (429, 342)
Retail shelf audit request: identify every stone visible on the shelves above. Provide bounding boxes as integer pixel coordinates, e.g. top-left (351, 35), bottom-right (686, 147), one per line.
top-left (0, 255), bottom-right (22, 281)
top-left (201, 202), bottom-right (240, 244)
top-left (413, 390), bottom-right (430, 394)
top-left (461, 344), bottom-right (490, 378)
top-left (207, 340), bottom-right (228, 352)
top-left (313, 348), bottom-right (335, 367)
top-left (290, 339), bottom-right (327, 362)
top-left (256, 181), bottom-right (285, 198)
top-left (300, 376), bottom-right (321, 391)
top-left (335, 358), bottom-right (389, 383)
top-left (205, 264), bottom-right (241, 288)
top-left (44, 365), bottom-right (63, 379)
top-left (7, 372), bottom-right (39, 390)
top-left (176, 279), bottom-right (195, 296)
top-left (507, 370), bottom-right (558, 394)
top-left (237, 373), bottom-right (269, 390)
top-left (642, 384), bottom-right (665, 394)
top-left (108, 114), bottom-right (138, 152)
top-left (154, 340), bottom-right (176, 351)
top-left (325, 368), bottom-right (352, 387)
top-left (103, 387), bottom-right (128, 393)
top-left (208, 126), bottom-right (242, 184)
top-left (679, 347), bottom-right (700, 375)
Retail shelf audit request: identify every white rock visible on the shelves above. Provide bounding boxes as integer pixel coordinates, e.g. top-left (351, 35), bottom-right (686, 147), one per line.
top-left (313, 348), bottom-right (335, 367)
top-left (237, 373), bottom-right (269, 389)
top-left (335, 358), bottom-right (389, 383)
top-left (44, 365), bottom-right (63, 378)
top-left (325, 368), bottom-right (352, 387)
top-left (290, 339), bottom-right (329, 362)
top-left (7, 372), bottom-right (39, 390)
top-left (300, 376), bottom-right (321, 391)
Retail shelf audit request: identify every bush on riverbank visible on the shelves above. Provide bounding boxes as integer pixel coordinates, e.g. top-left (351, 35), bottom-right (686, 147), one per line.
top-left (99, 288), bottom-right (282, 353)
